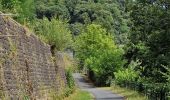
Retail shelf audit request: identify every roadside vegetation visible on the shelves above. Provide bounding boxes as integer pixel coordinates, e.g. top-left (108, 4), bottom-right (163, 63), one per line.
top-left (64, 89), bottom-right (93, 100)
top-left (103, 86), bottom-right (147, 100)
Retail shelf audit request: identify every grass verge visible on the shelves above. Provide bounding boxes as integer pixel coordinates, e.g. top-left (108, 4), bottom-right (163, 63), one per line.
top-left (101, 85), bottom-right (148, 100)
top-left (64, 89), bottom-right (93, 100)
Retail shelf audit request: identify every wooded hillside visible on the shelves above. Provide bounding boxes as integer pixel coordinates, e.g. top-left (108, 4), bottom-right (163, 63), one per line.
top-left (0, 0), bottom-right (170, 99)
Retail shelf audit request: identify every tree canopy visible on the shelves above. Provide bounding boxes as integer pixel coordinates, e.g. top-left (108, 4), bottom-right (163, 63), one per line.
top-left (74, 24), bottom-right (124, 85)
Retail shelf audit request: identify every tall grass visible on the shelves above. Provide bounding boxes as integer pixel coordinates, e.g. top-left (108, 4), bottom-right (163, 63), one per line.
top-left (103, 85), bottom-right (148, 100)
top-left (64, 89), bottom-right (93, 100)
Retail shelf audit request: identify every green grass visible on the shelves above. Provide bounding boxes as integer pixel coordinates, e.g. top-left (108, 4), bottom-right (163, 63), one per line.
top-left (64, 89), bottom-right (93, 100)
top-left (101, 85), bottom-right (148, 100)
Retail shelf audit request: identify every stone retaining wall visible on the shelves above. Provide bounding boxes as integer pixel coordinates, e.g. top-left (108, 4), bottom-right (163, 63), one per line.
top-left (0, 15), bottom-right (67, 99)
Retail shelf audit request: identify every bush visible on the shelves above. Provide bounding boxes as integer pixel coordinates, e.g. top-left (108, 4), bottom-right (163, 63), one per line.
top-left (65, 68), bottom-right (75, 96)
top-left (113, 63), bottom-right (170, 100)
top-left (86, 48), bottom-right (125, 86)
top-left (33, 18), bottom-right (73, 51)
top-left (114, 60), bottom-right (140, 86)
top-left (114, 67), bottom-right (139, 87)
top-left (0, 0), bottom-right (35, 24)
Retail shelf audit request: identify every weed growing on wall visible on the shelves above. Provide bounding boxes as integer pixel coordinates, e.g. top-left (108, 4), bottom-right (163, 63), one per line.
top-left (65, 68), bottom-right (75, 96)
top-left (0, 58), bottom-right (5, 99)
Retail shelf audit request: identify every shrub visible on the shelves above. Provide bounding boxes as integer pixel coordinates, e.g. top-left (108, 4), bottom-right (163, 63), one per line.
top-left (65, 68), bottom-right (75, 96)
top-left (114, 64), bottom-right (170, 100)
top-left (114, 60), bottom-right (140, 86)
top-left (33, 18), bottom-right (73, 51)
top-left (0, 0), bottom-right (35, 24)
top-left (114, 68), bottom-right (139, 86)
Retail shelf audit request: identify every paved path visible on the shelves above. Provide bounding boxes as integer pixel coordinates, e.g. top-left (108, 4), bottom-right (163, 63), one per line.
top-left (73, 73), bottom-right (124, 100)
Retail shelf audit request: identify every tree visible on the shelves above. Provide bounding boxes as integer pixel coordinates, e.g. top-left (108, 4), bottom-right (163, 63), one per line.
top-left (70, 0), bottom-right (129, 44)
top-left (74, 24), bottom-right (124, 85)
top-left (1, 0), bottom-right (20, 13)
top-left (35, 0), bottom-right (70, 20)
top-left (34, 0), bottom-right (130, 44)
top-left (125, 0), bottom-right (170, 82)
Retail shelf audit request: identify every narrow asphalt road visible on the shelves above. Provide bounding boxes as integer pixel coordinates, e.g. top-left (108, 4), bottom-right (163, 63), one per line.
top-left (73, 73), bottom-right (124, 100)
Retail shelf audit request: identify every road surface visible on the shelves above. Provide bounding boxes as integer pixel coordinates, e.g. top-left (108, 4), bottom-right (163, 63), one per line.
top-left (73, 73), bottom-right (124, 100)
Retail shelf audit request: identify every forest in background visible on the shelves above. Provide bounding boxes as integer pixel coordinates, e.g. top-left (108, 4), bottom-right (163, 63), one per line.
top-left (0, 0), bottom-right (170, 99)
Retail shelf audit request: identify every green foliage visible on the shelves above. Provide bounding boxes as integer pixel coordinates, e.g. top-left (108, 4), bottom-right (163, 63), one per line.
top-left (66, 68), bottom-right (75, 91)
top-left (74, 24), bottom-right (124, 85)
top-left (114, 62), bottom-right (170, 100)
top-left (85, 48), bottom-right (125, 85)
top-left (35, 0), bottom-right (130, 44)
top-left (161, 66), bottom-right (170, 90)
top-left (124, 0), bottom-right (170, 83)
top-left (74, 24), bottom-right (115, 62)
top-left (71, 0), bottom-right (129, 43)
top-left (114, 60), bottom-right (140, 85)
top-left (110, 86), bottom-right (148, 100)
top-left (16, 0), bottom-right (35, 24)
top-left (33, 18), bottom-right (73, 51)
top-left (70, 23), bottom-right (85, 36)
top-left (1, 0), bottom-right (20, 12)
top-left (65, 68), bottom-right (75, 97)
top-left (65, 90), bottom-right (92, 100)
top-left (35, 0), bottom-right (70, 20)
top-left (114, 67), bottom-right (139, 85)
top-left (0, 0), bottom-right (35, 24)
top-left (121, 1), bottom-right (170, 99)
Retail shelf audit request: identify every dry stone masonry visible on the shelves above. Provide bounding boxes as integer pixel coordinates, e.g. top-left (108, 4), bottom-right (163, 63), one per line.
top-left (0, 15), bottom-right (67, 99)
